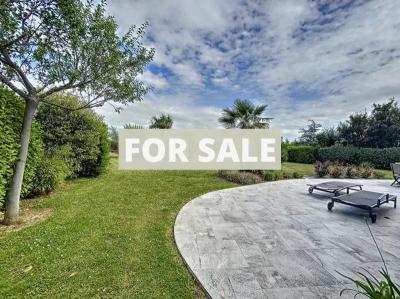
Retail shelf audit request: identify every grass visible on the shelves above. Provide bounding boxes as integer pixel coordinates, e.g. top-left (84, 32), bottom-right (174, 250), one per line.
top-left (0, 156), bottom-right (235, 298)
top-left (0, 159), bottom-right (393, 298)
top-left (282, 162), bottom-right (393, 179)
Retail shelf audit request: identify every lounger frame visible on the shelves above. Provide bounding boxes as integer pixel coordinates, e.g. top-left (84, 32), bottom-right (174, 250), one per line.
top-left (307, 181), bottom-right (363, 196)
top-left (328, 191), bottom-right (397, 223)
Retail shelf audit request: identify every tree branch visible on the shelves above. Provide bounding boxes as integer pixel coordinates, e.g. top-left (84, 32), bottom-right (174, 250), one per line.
top-left (0, 73), bottom-right (29, 99)
top-left (0, 49), bottom-right (35, 94)
top-left (38, 79), bottom-right (93, 99)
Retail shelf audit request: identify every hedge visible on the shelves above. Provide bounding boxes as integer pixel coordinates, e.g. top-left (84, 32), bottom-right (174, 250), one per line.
top-left (287, 145), bottom-right (317, 164)
top-left (317, 145), bottom-right (400, 170)
top-left (36, 94), bottom-right (110, 178)
top-left (0, 87), bottom-right (44, 207)
top-left (1, 88), bottom-right (110, 208)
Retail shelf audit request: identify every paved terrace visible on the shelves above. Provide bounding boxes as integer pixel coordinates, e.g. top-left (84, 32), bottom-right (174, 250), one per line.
top-left (174, 179), bottom-right (400, 299)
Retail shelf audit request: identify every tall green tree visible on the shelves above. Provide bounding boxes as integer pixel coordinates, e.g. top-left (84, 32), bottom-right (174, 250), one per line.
top-left (149, 113), bottom-right (173, 129)
top-left (298, 120), bottom-right (322, 145)
top-left (315, 127), bottom-right (338, 147)
top-left (218, 99), bottom-right (271, 129)
top-left (0, 0), bottom-right (153, 224)
top-left (366, 99), bottom-right (400, 148)
top-left (337, 112), bottom-right (369, 147)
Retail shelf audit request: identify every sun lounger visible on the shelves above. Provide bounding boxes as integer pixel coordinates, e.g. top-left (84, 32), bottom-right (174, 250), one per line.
top-left (328, 190), bottom-right (397, 223)
top-left (391, 163), bottom-right (400, 186)
top-left (307, 181), bottom-right (363, 196)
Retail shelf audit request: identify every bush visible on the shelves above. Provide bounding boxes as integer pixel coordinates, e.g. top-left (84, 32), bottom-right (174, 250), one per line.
top-left (0, 87), bottom-right (44, 207)
top-left (358, 162), bottom-right (374, 178)
top-left (346, 165), bottom-right (359, 178)
top-left (287, 145), bottom-right (316, 164)
top-left (317, 145), bottom-right (400, 170)
top-left (273, 170), bottom-right (284, 181)
top-left (36, 93), bottom-right (110, 178)
top-left (263, 170), bottom-right (276, 181)
top-left (327, 162), bottom-right (346, 178)
top-left (264, 170), bottom-right (301, 181)
top-left (28, 156), bottom-right (70, 196)
top-left (315, 160), bottom-right (379, 179)
top-left (292, 171), bottom-right (302, 179)
top-left (314, 160), bottom-right (331, 177)
top-left (218, 170), bottom-right (263, 185)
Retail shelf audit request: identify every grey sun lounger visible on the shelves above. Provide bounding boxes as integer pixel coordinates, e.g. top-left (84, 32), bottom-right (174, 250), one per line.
top-left (328, 190), bottom-right (397, 223)
top-left (307, 181), bottom-right (363, 196)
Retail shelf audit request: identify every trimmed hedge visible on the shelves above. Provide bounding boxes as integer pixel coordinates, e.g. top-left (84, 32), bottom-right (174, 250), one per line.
top-left (0, 88), bottom-right (44, 207)
top-left (317, 145), bottom-right (400, 170)
top-left (287, 145), bottom-right (316, 164)
top-left (1, 88), bottom-right (110, 207)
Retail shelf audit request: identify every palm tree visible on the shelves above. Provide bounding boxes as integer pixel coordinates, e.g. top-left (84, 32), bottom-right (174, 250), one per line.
top-left (149, 113), bottom-right (173, 129)
top-left (218, 99), bottom-right (271, 129)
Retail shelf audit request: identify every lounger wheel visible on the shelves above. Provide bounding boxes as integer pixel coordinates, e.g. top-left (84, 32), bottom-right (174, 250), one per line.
top-left (327, 201), bottom-right (334, 211)
top-left (370, 214), bottom-right (377, 223)
top-left (308, 187), bottom-right (314, 194)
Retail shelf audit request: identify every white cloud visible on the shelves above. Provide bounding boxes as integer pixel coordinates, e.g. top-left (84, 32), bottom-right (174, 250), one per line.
top-left (101, 0), bottom-right (400, 139)
top-left (137, 71), bottom-right (168, 90)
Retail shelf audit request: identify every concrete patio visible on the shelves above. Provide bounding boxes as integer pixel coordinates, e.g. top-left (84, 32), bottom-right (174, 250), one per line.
top-left (174, 179), bottom-right (400, 299)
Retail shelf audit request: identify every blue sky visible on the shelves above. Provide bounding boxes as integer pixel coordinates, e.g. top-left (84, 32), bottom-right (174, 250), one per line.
top-left (98, 0), bottom-right (400, 139)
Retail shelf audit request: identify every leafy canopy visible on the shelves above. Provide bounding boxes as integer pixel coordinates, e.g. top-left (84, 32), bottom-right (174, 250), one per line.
top-left (218, 99), bottom-right (271, 129)
top-left (149, 113), bottom-right (173, 129)
top-left (0, 0), bottom-right (154, 107)
top-left (298, 120), bottom-right (322, 146)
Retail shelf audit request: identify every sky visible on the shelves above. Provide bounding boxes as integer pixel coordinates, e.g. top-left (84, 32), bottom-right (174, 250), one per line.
top-left (98, 0), bottom-right (400, 140)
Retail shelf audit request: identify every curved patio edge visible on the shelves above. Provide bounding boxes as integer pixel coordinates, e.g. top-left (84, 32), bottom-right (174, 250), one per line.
top-left (174, 179), bottom-right (400, 299)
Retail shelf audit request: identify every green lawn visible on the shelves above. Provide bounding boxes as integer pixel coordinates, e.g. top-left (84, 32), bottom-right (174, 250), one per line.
top-left (0, 157), bottom-right (235, 298)
top-left (0, 159), bottom-right (393, 298)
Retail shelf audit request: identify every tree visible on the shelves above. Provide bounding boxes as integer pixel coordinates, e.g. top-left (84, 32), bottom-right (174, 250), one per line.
top-left (0, 0), bottom-right (154, 224)
top-left (316, 128), bottom-right (338, 147)
top-left (149, 113), bottom-right (173, 129)
top-left (366, 99), bottom-right (400, 148)
top-left (218, 99), bottom-right (271, 129)
top-left (337, 112), bottom-right (369, 147)
top-left (298, 120), bottom-right (321, 145)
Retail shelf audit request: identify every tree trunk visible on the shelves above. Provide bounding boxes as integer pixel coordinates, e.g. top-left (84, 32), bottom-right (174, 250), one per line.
top-left (2, 99), bottom-right (38, 225)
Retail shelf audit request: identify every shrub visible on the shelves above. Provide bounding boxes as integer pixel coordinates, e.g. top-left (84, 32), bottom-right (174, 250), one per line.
top-left (264, 170), bottom-right (276, 181)
top-left (264, 170), bottom-right (294, 181)
top-left (359, 162), bottom-right (374, 178)
top-left (346, 165), bottom-right (359, 178)
top-left (327, 162), bottom-right (346, 178)
top-left (287, 145), bottom-right (316, 164)
top-left (314, 160), bottom-right (331, 177)
top-left (273, 170), bottom-right (284, 181)
top-left (218, 170), bottom-right (263, 185)
top-left (28, 156), bottom-right (70, 196)
top-left (36, 93), bottom-right (110, 178)
top-left (0, 87), bottom-right (44, 207)
top-left (317, 145), bottom-right (400, 170)
top-left (292, 171), bottom-right (302, 179)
